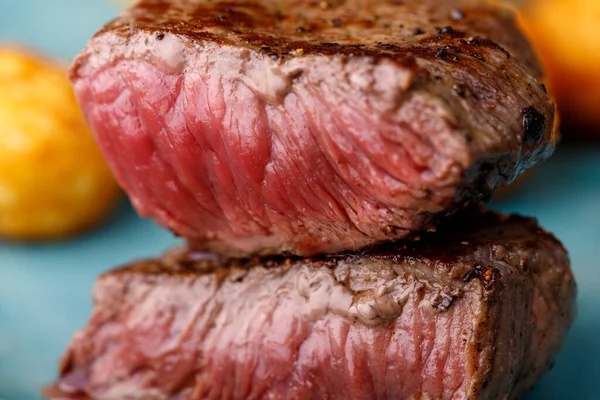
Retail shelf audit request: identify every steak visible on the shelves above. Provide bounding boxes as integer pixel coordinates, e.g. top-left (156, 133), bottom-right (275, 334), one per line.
top-left (53, 210), bottom-right (575, 400)
top-left (70, 0), bottom-right (558, 257)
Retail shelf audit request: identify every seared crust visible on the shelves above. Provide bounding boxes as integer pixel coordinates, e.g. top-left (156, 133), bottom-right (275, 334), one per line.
top-left (90, 0), bottom-right (540, 72)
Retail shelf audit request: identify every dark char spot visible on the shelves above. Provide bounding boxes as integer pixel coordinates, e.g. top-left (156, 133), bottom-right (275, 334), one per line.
top-left (331, 18), bottom-right (343, 26)
top-left (522, 107), bottom-right (546, 143)
top-left (413, 28), bottom-right (425, 35)
top-left (464, 267), bottom-right (484, 282)
top-left (435, 48), bottom-right (448, 58)
top-left (466, 37), bottom-right (481, 46)
top-left (155, 31), bottom-right (165, 40)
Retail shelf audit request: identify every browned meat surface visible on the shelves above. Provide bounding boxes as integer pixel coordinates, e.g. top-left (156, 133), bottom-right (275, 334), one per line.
top-left (54, 210), bottom-right (575, 400)
top-left (70, 0), bottom-right (558, 257)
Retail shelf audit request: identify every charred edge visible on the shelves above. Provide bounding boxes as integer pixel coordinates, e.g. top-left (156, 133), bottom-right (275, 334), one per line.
top-left (521, 107), bottom-right (546, 144)
top-left (106, 16), bottom-right (512, 70)
top-left (179, 211), bottom-right (542, 273)
top-left (463, 266), bottom-right (500, 290)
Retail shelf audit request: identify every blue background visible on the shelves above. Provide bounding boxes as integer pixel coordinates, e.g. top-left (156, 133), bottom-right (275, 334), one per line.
top-left (0, 1), bottom-right (598, 399)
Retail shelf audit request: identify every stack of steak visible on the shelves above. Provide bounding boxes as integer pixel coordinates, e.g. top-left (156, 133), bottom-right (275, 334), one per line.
top-left (52, 0), bottom-right (576, 399)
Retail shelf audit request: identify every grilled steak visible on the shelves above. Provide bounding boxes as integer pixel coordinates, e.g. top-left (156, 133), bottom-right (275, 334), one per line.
top-left (54, 210), bottom-right (575, 400)
top-left (69, 0), bottom-right (557, 257)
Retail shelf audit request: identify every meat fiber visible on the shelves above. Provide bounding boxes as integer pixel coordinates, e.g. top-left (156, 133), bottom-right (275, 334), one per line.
top-left (53, 210), bottom-right (575, 400)
top-left (70, 0), bottom-right (558, 257)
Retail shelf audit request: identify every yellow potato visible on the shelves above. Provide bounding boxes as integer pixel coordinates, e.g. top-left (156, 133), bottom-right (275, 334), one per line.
top-left (518, 0), bottom-right (600, 130)
top-left (0, 48), bottom-right (121, 241)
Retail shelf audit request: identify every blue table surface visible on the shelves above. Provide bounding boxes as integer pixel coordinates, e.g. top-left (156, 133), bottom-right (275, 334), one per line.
top-left (0, 1), bottom-right (598, 399)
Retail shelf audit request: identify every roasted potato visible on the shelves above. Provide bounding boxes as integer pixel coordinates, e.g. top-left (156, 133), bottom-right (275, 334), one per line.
top-left (518, 0), bottom-right (600, 132)
top-left (0, 48), bottom-right (121, 241)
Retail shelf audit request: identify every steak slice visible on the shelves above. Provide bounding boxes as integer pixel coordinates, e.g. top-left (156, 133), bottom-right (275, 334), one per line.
top-left (54, 210), bottom-right (575, 400)
top-left (70, 0), bottom-right (558, 257)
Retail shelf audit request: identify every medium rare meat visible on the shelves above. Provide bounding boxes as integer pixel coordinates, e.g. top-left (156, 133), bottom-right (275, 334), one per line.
top-left (54, 210), bottom-right (575, 400)
top-left (69, 0), bottom-right (558, 257)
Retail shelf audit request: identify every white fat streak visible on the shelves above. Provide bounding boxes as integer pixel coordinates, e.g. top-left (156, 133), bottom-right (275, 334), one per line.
top-left (146, 33), bottom-right (186, 72)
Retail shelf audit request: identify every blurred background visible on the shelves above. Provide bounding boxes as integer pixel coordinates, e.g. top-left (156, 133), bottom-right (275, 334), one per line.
top-left (0, 0), bottom-right (598, 399)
